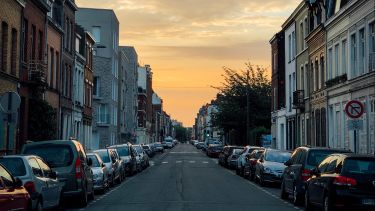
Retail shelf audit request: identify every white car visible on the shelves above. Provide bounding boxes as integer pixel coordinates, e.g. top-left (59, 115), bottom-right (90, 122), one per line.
top-left (0, 155), bottom-right (64, 210)
top-left (236, 146), bottom-right (263, 176)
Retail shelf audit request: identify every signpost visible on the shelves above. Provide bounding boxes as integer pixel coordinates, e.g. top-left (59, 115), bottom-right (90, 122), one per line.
top-left (345, 100), bottom-right (364, 153)
top-left (0, 92), bottom-right (21, 154)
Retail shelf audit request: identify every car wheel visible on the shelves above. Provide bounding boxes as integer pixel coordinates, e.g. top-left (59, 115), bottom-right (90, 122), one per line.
top-left (35, 198), bottom-right (43, 211)
top-left (280, 180), bottom-right (288, 200)
top-left (324, 195), bottom-right (333, 211)
top-left (305, 190), bottom-right (313, 211)
top-left (293, 184), bottom-right (302, 205)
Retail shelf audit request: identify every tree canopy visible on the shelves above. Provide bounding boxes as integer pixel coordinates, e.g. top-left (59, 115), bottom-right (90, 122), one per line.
top-left (212, 62), bottom-right (271, 145)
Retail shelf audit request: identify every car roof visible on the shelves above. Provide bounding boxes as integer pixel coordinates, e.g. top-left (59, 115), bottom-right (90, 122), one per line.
top-left (329, 153), bottom-right (375, 159)
top-left (297, 146), bottom-right (350, 152)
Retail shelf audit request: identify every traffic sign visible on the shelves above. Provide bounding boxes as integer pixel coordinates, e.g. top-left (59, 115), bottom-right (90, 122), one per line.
top-left (0, 91), bottom-right (21, 113)
top-left (345, 100), bottom-right (364, 119)
top-left (348, 120), bottom-right (364, 130)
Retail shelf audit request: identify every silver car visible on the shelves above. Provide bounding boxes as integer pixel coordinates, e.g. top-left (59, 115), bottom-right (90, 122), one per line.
top-left (0, 155), bottom-right (64, 210)
top-left (87, 153), bottom-right (109, 193)
top-left (133, 145), bottom-right (150, 169)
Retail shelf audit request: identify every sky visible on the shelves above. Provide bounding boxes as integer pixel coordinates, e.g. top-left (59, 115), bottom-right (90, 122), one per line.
top-left (76, 0), bottom-right (300, 127)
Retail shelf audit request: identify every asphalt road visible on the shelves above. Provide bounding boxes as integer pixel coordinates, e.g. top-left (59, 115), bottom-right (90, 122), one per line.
top-left (70, 143), bottom-right (302, 211)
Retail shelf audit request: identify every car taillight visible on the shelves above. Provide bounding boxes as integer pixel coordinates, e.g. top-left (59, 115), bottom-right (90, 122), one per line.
top-left (333, 176), bottom-right (357, 186)
top-left (24, 181), bottom-right (36, 193)
top-left (301, 169), bottom-right (311, 181)
top-left (250, 160), bottom-right (257, 165)
top-left (75, 158), bottom-right (83, 179)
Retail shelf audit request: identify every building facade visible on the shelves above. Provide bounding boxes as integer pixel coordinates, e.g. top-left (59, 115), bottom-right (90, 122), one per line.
top-left (0, 0), bottom-right (25, 154)
top-left (325, 0), bottom-right (375, 154)
top-left (76, 8), bottom-right (120, 149)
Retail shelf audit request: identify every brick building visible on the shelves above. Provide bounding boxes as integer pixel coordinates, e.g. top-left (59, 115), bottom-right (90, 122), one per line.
top-left (0, 0), bottom-right (25, 154)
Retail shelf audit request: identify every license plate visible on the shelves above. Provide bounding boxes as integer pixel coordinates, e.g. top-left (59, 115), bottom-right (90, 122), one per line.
top-left (362, 199), bottom-right (375, 205)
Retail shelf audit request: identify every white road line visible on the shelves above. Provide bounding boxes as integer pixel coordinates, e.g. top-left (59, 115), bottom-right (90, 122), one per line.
top-left (189, 161), bottom-right (196, 163)
top-left (202, 161), bottom-right (209, 164)
top-left (170, 152), bottom-right (198, 154)
top-left (162, 161), bottom-right (168, 164)
top-left (176, 161), bottom-right (182, 163)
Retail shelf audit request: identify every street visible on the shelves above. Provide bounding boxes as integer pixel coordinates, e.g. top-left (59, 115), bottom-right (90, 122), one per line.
top-left (70, 144), bottom-right (301, 211)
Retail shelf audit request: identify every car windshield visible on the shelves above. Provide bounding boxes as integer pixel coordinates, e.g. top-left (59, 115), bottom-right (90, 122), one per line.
top-left (0, 158), bottom-right (26, 177)
top-left (23, 145), bottom-right (73, 168)
top-left (88, 155), bottom-right (101, 167)
top-left (95, 150), bottom-right (110, 163)
top-left (233, 149), bottom-right (242, 155)
top-left (265, 151), bottom-right (290, 163)
top-left (116, 146), bottom-right (130, 156)
top-left (134, 146), bottom-right (143, 153)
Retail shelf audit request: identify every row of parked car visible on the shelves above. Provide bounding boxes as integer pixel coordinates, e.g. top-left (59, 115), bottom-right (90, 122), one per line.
top-left (0, 139), bottom-right (166, 210)
top-left (195, 141), bottom-right (375, 210)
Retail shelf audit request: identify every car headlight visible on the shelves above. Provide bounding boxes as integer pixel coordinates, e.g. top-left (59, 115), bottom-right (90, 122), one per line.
top-left (264, 167), bottom-right (272, 174)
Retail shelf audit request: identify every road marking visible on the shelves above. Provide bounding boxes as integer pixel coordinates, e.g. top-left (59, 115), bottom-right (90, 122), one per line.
top-left (162, 161), bottom-right (168, 164)
top-left (170, 152), bottom-right (199, 154)
top-left (176, 161), bottom-right (182, 163)
top-left (202, 161), bottom-right (209, 164)
top-left (188, 161), bottom-right (196, 163)
top-left (149, 161), bottom-right (155, 166)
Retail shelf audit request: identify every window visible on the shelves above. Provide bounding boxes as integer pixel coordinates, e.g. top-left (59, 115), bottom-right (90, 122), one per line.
top-left (49, 48), bottom-right (54, 87)
top-left (326, 157), bottom-right (338, 173)
top-left (289, 74), bottom-right (292, 111)
top-left (292, 31), bottom-right (296, 59)
top-left (301, 66), bottom-right (304, 91)
top-left (31, 25), bottom-right (36, 60)
top-left (351, 33), bottom-right (357, 78)
top-left (55, 52), bottom-right (59, 89)
top-left (370, 22), bottom-right (375, 71)
top-left (113, 106), bottom-right (118, 125)
top-left (328, 48), bottom-right (333, 80)
top-left (75, 36), bottom-right (80, 53)
top-left (320, 57), bottom-right (325, 88)
top-left (0, 166), bottom-right (14, 187)
top-left (10, 29), bottom-right (17, 75)
top-left (93, 76), bottom-right (100, 96)
top-left (92, 26), bottom-right (101, 43)
top-left (315, 59), bottom-right (319, 90)
top-left (28, 158), bottom-right (43, 177)
top-left (334, 44), bottom-right (339, 77)
top-left (288, 34), bottom-right (291, 62)
top-left (22, 18), bottom-right (28, 62)
top-left (358, 28), bottom-right (365, 75)
top-left (305, 64), bottom-right (309, 96)
top-left (98, 104), bottom-right (108, 123)
top-left (304, 17), bottom-right (308, 48)
top-left (342, 40), bottom-right (347, 74)
top-left (38, 30), bottom-right (43, 60)
top-left (300, 22), bottom-right (304, 52)
top-left (1, 22), bottom-right (9, 71)
top-left (35, 158), bottom-right (52, 177)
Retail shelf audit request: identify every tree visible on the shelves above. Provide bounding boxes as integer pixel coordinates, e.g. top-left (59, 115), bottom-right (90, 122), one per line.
top-left (28, 99), bottom-right (58, 141)
top-left (174, 125), bottom-right (187, 142)
top-left (212, 62), bottom-right (271, 146)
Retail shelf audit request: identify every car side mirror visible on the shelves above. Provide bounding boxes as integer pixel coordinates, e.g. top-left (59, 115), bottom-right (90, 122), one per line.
top-left (284, 159), bottom-right (292, 166)
top-left (49, 171), bottom-right (57, 179)
top-left (102, 163), bottom-right (106, 168)
top-left (14, 177), bottom-right (23, 188)
top-left (87, 158), bottom-right (93, 166)
top-left (259, 158), bottom-right (264, 163)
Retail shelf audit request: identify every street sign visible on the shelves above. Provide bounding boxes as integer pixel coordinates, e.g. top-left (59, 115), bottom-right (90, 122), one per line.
top-left (345, 100), bottom-right (364, 119)
top-left (348, 120), bottom-right (364, 130)
top-left (0, 91), bottom-right (21, 113)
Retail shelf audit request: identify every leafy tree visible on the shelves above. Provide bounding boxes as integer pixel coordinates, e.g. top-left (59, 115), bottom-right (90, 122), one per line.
top-left (28, 99), bottom-right (57, 141)
top-left (212, 62), bottom-right (271, 146)
top-left (174, 125), bottom-right (187, 142)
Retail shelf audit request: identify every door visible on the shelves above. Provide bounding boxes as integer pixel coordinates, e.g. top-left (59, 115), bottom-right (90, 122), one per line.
top-left (77, 143), bottom-right (93, 193)
top-left (36, 158), bottom-right (61, 207)
top-left (284, 149), bottom-right (301, 193)
top-left (308, 156), bottom-right (332, 204)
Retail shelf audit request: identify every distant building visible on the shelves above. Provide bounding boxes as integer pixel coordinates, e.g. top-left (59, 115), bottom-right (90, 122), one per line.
top-left (76, 8), bottom-right (120, 149)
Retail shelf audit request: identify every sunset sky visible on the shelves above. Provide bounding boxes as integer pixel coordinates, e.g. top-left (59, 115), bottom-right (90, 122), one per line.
top-left (76, 0), bottom-right (300, 126)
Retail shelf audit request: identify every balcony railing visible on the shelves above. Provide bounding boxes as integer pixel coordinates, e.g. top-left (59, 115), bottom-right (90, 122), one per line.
top-left (28, 60), bottom-right (47, 84)
top-left (293, 90), bottom-right (304, 109)
top-left (370, 52), bottom-right (375, 72)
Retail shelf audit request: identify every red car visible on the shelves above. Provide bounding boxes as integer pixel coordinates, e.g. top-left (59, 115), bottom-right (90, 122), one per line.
top-left (0, 163), bottom-right (31, 210)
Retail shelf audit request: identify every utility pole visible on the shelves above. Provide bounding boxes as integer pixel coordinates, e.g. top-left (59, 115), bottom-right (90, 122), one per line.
top-left (246, 69), bottom-right (250, 145)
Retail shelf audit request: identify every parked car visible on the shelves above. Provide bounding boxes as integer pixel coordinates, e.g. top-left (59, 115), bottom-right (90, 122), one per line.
top-left (196, 142), bottom-right (205, 149)
top-left (305, 153), bottom-right (375, 211)
top-left (244, 149), bottom-right (265, 180)
top-left (165, 138), bottom-right (174, 148)
top-left (94, 148), bottom-right (122, 186)
top-left (218, 146), bottom-right (243, 166)
top-left (0, 163), bottom-right (31, 211)
top-left (254, 149), bottom-right (291, 186)
top-left (227, 148), bottom-right (244, 169)
top-left (22, 139), bottom-right (95, 207)
top-left (0, 155), bottom-right (64, 210)
top-left (87, 153), bottom-right (109, 193)
top-left (206, 144), bottom-right (223, 158)
top-left (193, 140), bottom-right (199, 146)
top-left (108, 143), bottom-right (137, 176)
top-left (281, 146), bottom-right (350, 205)
top-left (153, 142), bottom-right (165, 153)
top-left (236, 146), bottom-right (263, 176)
top-left (161, 141), bottom-right (168, 149)
top-left (133, 145), bottom-right (150, 169)
top-left (142, 145), bottom-right (155, 158)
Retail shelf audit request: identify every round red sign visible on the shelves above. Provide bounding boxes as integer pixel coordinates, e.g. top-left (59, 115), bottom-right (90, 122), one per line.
top-left (345, 100), bottom-right (364, 119)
